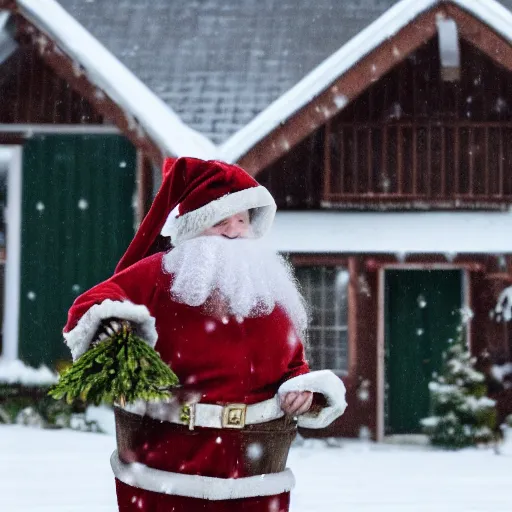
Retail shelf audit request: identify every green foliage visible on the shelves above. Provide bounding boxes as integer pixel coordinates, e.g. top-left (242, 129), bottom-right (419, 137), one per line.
top-left (421, 320), bottom-right (497, 449)
top-left (49, 324), bottom-right (179, 406)
top-left (0, 381), bottom-right (101, 431)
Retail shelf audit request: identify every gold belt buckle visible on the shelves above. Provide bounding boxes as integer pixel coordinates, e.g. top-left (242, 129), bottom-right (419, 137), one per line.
top-left (221, 403), bottom-right (247, 429)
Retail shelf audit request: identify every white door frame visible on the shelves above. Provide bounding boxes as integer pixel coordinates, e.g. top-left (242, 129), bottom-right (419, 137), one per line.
top-left (1, 146), bottom-right (22, 361)
top-left (376, 264), bottom-right (470, 441)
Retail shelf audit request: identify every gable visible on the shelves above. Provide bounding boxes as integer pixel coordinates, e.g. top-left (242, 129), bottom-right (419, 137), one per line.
top-left (8, 0), bottom-right (215, 164)
top-left (230, 0), bottom-right (512, 174)
top-left (0, 44), bottom-right (103, 125)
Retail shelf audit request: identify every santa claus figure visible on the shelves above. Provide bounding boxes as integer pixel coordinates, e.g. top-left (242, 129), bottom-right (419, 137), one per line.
top-left (63, 157), bottom-right (346, 511)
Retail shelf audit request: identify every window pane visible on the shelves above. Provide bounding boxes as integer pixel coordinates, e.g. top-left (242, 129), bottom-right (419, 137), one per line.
top-left (295, 266), bottom-right (349, 374)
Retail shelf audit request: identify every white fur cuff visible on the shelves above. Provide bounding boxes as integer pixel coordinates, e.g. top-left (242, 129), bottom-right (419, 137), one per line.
top-left (278, 370), bottom-right (347, 429)
top-left (111, 451), bottom-right (295, 500)
top-left (63, 299), bottom-right (158, 360)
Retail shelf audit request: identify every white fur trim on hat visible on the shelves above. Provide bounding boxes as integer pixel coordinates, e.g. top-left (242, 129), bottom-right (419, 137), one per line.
top-left (278, 370), bottom-right (347, 429)
top-left (161, 186), bottom-right (276, 243)
top-left (63, 299), bottom-right (157, 360)
top-left (110, 451), bottom-right (295, 500)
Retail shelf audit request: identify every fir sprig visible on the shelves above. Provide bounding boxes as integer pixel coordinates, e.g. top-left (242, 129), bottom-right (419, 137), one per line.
top-left (49, 324), bottom-right (179, 406)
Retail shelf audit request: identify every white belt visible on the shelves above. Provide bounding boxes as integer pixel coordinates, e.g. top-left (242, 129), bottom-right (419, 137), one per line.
top-left (178, 395), bottom-right (285, 430)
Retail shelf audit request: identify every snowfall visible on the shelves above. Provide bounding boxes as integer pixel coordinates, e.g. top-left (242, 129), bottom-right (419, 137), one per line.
top-left (0, 407), bottom-right (511, 512)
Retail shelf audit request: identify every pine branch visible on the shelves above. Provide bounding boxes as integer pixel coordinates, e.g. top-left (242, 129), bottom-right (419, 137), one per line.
top-left (49, 324), bottom-right (179, 406)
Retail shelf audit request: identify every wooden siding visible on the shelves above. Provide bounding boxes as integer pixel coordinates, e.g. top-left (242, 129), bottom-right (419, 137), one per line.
top-left (256, 129), bottom-right (324, 209)
top-left (261, 38), bottom-right (512, 210)
top-left (325, 38), bottom-right (512, 209)
top-left (0, 44), bottom-right (103, 124)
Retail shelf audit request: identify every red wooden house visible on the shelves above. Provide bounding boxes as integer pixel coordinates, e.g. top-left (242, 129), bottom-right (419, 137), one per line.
top-left (237, 0), bottom-right (512, 439)
top-left (5, 0), bottom-right (512, 440)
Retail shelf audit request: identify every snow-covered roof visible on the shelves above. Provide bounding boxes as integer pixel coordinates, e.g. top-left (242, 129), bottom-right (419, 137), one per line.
top-left (57, 0), bottom-right (396, 146)
top-left (219, 0), bottom-right (512, 163)
top-left (267, 211), bottom-right (512, 254)
top-left (17, 0), bottom-right (216, 159)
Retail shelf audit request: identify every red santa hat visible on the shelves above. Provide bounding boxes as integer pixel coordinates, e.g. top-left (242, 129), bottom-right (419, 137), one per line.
top-left (115, 157), bottom-right (276, 273)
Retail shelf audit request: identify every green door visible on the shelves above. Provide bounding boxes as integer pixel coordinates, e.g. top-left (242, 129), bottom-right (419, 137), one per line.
top-left (19, 134), bottom-right (136, 368)
top-left (385, 269), bottom-right (462, 434)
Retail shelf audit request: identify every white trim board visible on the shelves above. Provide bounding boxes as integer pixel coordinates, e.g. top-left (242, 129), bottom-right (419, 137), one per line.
top-left (1, 146), bottom-right (22, 361)
top-left (267, 211), bottom-right (512, 254)
top-left (0, 124), bottom-right (121, 134)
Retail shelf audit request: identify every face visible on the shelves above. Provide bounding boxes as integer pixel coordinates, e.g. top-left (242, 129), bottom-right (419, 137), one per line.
top-left (201, 211), bottom-right (251, 239)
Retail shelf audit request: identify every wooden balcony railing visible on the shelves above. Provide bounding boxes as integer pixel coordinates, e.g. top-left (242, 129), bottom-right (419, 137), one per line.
top-left (324, 121), bottom-right (512, 208)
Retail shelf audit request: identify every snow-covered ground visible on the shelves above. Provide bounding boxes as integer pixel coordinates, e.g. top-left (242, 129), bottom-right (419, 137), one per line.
top-left (1, 420), bottom-right (511, 512)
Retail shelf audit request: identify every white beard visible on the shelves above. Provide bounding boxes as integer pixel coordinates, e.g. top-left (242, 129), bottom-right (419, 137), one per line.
top-left (162, 236), bottom-right (308, 335)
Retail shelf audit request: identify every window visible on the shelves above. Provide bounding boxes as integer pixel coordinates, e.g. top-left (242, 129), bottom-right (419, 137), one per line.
top-left (295, 266), bottom-right (349, 374)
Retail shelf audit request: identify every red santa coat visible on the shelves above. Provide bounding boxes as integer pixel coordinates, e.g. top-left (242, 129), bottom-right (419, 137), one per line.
top-left (63, 251), bottom-right (309, 510)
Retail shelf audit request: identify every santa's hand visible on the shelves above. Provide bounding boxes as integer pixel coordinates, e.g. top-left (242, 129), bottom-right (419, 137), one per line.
top-left (92, 317), bottom-right (130, 345)
top-left (280, 391), bottom-right (313, 416)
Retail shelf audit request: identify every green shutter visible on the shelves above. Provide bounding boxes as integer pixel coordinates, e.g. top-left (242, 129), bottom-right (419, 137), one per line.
top-left (385, 270), bottom-right (462, 434)
top-left (19, 134), bottom-right (136, 368)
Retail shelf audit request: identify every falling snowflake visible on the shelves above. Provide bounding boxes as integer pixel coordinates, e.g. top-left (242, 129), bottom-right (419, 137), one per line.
top-left (94, 89), bottom-right (105, 100)
top-left (380, 174), bottom-right (391, 192)
top-left (333, 94), bottom-right (348, 109)
top-left (268, 496), bottom-right (281, 512)
top-left (71, 284), bottom-right (81, 293)
top-left (417, 295), bottom-right (427, 308)
top-left (119, 161), bottom-right (127, 168)
top-left (495, 97), bottom-right (507, 114)
top-left (221, 316), bottom-right (229, 325)
top-left (358, 425), bottom-right (371, 441)
top-left (357, 380), bottom-right (370, 402)
top-left (287, 330), bottom-right (298, 346)
top-left (246, 442), bottom-right (263, 461)
top-left (215, 436), bottom-right (222, 444)
top-left (205, 321), bottom-right (216, 333)
top-left (77, 198), bottom-right (89, 210)
top-left (416, 328), bottom-right (424, 336)
top-left (35, 202), bottom-right (45, 212)
top-left (27, 291), bottom-right (36, 301)
top-left (459, 306), bottom-right (474, 323)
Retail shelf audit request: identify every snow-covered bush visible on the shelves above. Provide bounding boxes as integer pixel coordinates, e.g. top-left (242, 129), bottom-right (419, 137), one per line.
top-left (0, 358), bottom-right (101, 432)
top-left (421, 322), bottom-right (497, 449)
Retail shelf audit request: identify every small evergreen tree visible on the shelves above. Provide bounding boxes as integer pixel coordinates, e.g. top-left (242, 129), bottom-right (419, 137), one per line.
top-left (421, 316), bottom-right (497, 449)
